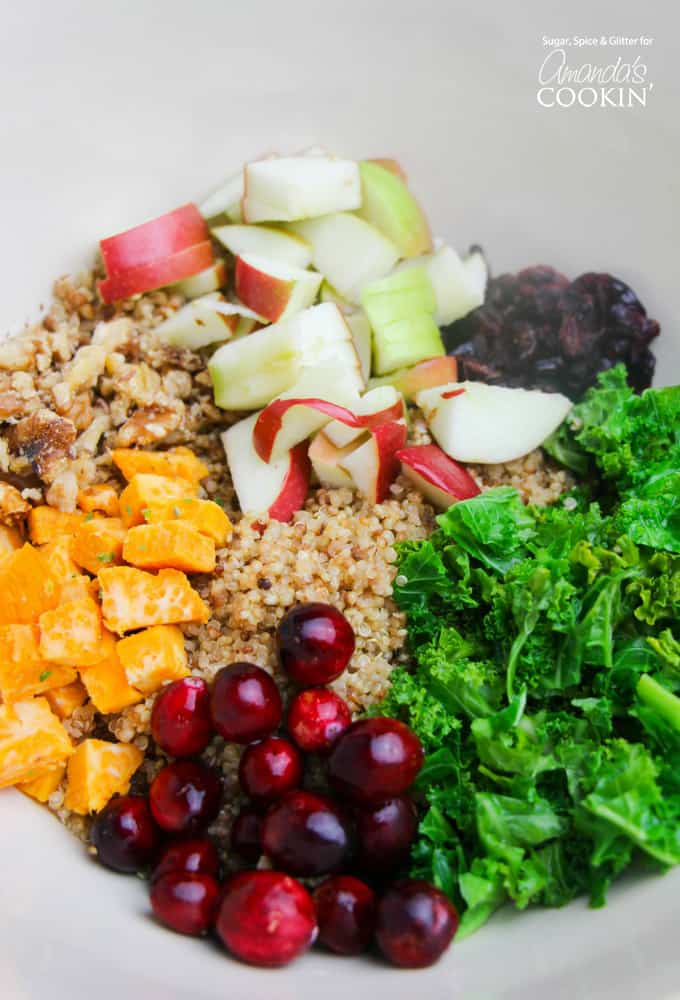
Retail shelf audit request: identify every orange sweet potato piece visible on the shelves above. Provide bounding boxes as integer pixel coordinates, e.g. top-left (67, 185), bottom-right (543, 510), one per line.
top-left (77, 484), bottom-right (120, 517)
top-left (0, 544), bottom-right (59, 626)
top-left (28, 506), bottom-right (84, 545)
top-left (71, 517), bottom-right (126, 575)
top-left (18, 762), bottom-right (66, 802)
top-left (0, 524), bottom-right (23, 561)
top-left (38, 597), bottom-right (102, 666)
top-left (116, 624), bottom-right (189, 694)
top-left (0, 624), bottom-right (77, 703)
top-left (112, 446), bottom-right (208, 484)
top-left (44, 679), bottom-right (88, 720)
top-left (0, 698), bottom-right (73, 788)
top-left (63, 738), bottom-right (143, 814)
top-left (39, 535), bottom-right (94, 605)
top-left (119, 473), bottom-right (197, 529)
top-left (80, 631), bottom-right (144, 713)
top-left (123, 521), bottom-right (216, 574)
top-left (98, 566), bottom-right (209, 633)
top-left (144, 497), bottom-right (232, 545)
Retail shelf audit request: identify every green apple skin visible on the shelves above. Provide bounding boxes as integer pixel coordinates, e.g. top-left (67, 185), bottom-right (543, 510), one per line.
top-left (355, 161), bottom-right (432, 258)
top-left (362, 268), bottom-right (443, 375)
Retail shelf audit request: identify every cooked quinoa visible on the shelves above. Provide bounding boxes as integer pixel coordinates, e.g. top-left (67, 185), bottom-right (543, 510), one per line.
top-left (0, 266), bottom-right (571, 848)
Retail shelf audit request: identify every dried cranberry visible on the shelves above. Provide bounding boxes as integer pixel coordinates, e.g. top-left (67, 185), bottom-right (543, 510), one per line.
top-left (314, 875), bottom-right (376, 955)
top-left (375, 879), bottom-right (459, 968)
top-left (216, 871), bottom-right (317, 967)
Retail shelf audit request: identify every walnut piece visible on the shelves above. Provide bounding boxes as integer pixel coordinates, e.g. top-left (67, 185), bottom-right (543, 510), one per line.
top-left (9, 408), bottom-right (76, 481)
top-left (0, 482), bottom-right (31, 525)
top-left (115, 404), bottom-right (183, 447)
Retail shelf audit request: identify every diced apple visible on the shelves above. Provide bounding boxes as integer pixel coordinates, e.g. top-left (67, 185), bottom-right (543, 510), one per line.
top-left (156, 293), bottom-right (263, 350)
top-left (171, 258), bottom-right (227, 298)
top-left (100, 203), bottom-right (208, 276)
top-left (396, 444), bottom-right (480, 508)
top-left (355, 161), bottom-right (431, 258)
top-left (324, 386), bottom-right (403, 449)
top-left (369, 356), bottom-right (458, 401)
top-left (320, 281), bottom-right (354, 314)
top-left (308, 432), bottom-right (357, 488)
top-left (209, 303), bottom-right (363, 411)
top-left (362, 268), bottom-right (443, 375)
top-left (221, 413), bottom-right (310, 522)
top-left (97, 241), bottom-right (214, 303)
top-left (396, 243), bottom-right (486, 325)
top-left (235, 254), bottom-right (322, 323)
top-left (212, 224), bottom-right (312, 269)
top-left (199, 169), bottom-right (245, 222)
top-left (242, 157), bottom-right (361, 223)
top-left (287, 213), bottom-right (399, 303)
top-left (463, 247), bottom-right (489, 302)
top-left (415, 381), bottom-right (573, 464)
top-left (342, 421), bottom-right (408, 503)
top-left (345, 311), bottom-right (372, 382)
top-left (366, 158), bottom-right (408, 182)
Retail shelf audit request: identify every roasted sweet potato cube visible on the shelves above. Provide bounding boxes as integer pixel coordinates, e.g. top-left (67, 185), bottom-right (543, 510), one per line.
top-left (112, 446), bottom-right (209, 484)
top-left (44, 679), bottom-right (88, 720)
top-left (116, 624), bottom-right (189, 695)
top-left (63, 738), bottom-right (143, 814)
top-left (0, 524), bottom-right (23, 561)
top-left (71, 517), bottom-right (126, 574)
top-left (119, 473), bottom-right (198, 529)
top-left (80, 631), bottom-right (144, 713)
top-left (98, 566), bottom-right (209, 633)
top-left (123, 521), bottom-right (216, 574)
top-left (38, 597), bottom-right (102, 666)
top-left (18, 762), bottom-right (66, 802)
top-left (0, 623), bottom-right (77, 703)
top-left (28, 506), bottom-right (83, 545)
top-left (39, 536), bottom-right (93, 605)
top-left (0, 698), bottom-right (73, 788)
top-left (77, 484), bottom-right (120, 517)
top-left (145, 497), bottom-right (232, 545)
top-left (0, 544), bottom-right (59, 626)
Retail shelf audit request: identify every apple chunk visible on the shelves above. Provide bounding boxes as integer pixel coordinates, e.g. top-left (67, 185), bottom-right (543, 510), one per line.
top-left (355, 161), bottom-right (431, 258)
top-left (396, 444), bottom-right (480, 509)
top-left (242, 157), bottom-right (361, 222)
top-left (100, 203), bottom-right (208, 276)
top-left (369, 356), bottom-right (458, 401)
top-left (156, 293), bottom-right (263, 350)
top-left (212, 224), bottom-right (312, 269)
top-left (361, 267), bottom-right (444, 375)
top-left (415, 381), bottom-right (573, 464)
top-left (324, 386), bottom-right (403, 449)
top-left (341, 421), bottom-right (407, 504)
top-left (171, 258), bottom-right (227, 298)
top-left (396, 243), bottom-right (487, 325)
top-left (345, 311), bottom-right (372, 382)
top-left (308, 432), bottom-right (357, 489)
top-left (287, 213), bottom-right (399, 303)
top-left (235, 254), bottom-right (322, 323)
top-left (97, 241), bottom-right (214, 304)
top-left (209, 303), bottom-right (363, 410)
top-left (221, 412), bottom-right (310, 522)
top-left (199, 169), bottom-right (244, 222)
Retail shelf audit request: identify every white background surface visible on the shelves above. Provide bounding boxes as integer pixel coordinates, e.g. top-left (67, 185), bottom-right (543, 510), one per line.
top-left (0, 1), bottom-right (678, 998)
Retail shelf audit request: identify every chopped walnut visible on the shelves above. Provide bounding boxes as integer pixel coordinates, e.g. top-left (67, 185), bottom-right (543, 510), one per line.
top-left (0, 391), bottom-right (23, 419)
top-left (9, 408), bottom-right (76, 481)
top-left (0, 482), bottom-right (31, 525)
top-left (115, 403), bottom-right (183, 447)
top-left (45, 466), bottom-right (79, 512)
top-left (92, 317), bottom-right (134, 353)
top-left (0, 336), bottom-right (37, 372)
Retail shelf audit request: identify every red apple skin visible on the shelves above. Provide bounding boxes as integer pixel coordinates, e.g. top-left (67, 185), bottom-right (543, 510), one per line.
top-left (254, 397), bottom-right (404, 463)
top-left (100, 203), bottom-right (208, 276)
top-left (268, 443), bottom-right (311, 522)
top-left (235, 256), bottom-right (292, 323)
top-left (396, 445), bottom-right (480, 504)
top-left (399, 357), bottom-right (458, 400)
top-left (97, 241), bottom-right (214, 303)
top-left (372, 421), bottom-right (408, 503)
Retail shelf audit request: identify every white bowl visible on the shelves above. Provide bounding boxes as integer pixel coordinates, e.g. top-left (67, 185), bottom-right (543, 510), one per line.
top-left (1, 4), bottom-right (678, 999)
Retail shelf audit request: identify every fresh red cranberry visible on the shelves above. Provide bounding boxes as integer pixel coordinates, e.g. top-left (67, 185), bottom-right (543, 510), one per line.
top-left (210, 662), bottom-right (282, 743)
top-left (262, 789), bottom-right (353, 877)
top-left (152, 837), bottom-right (220, 883)
top-left (287, 688), bottom-right (351, 754)
top-left (357, 796), bottom-right (418, 874)
top-left (239, 736), bottom-right (302, 803)
top-left (230, 806), bottom-right (263, 864)
top-left (375, 879), bottom-right (459, 968)
top-left (327, 718), bottom-right (424, 804)
top-left (150, 871), bottom-right (220, 936)
top-left (150, 677), bottom-right (213, 758)
top-left (216, 871), bottom-right (317, 967)
top-left (90, 794), bottom-right (159, 873)
top-left (276, 603), bottom-right (355, 685)
top-left (149, 761), bottom-right (222, 834)
top-left (314, 875), bottom-right (376, 955)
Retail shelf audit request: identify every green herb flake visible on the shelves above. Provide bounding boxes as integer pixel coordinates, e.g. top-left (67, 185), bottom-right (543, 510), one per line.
top-left (97, 551), bottom-right (114, 563)
top-left (39, 670), bottom-right (52, 683)
top-left (84, 512), bottom-right (95, 522)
